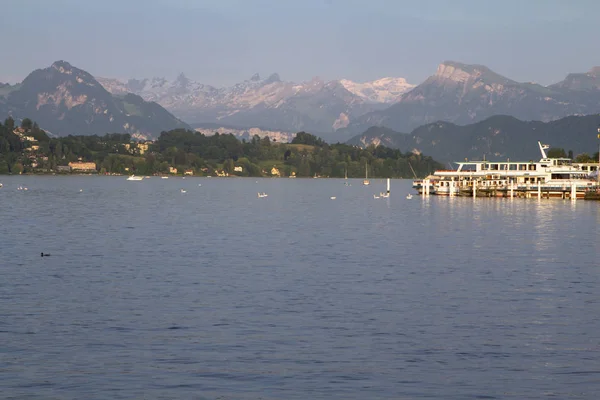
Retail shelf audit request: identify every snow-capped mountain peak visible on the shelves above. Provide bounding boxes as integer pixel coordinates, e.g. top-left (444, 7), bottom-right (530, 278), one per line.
top-left (98, 73), bottom-right (414, 133)
top-left (339, 77), bottom-right (415, 103)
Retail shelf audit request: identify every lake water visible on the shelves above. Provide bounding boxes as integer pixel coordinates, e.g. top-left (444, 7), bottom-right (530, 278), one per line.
top-left (1, 176), bottom-right (600, 399)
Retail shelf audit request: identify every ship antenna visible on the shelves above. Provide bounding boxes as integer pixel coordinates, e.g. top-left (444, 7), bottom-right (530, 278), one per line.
top-left (538, 141), bottom-right (549, 158)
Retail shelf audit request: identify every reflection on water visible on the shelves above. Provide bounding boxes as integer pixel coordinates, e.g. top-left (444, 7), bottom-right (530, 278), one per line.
top-left (1, 176), bottom-right (600, 400)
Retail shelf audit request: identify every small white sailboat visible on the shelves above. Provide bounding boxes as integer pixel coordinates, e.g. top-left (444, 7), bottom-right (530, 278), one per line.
top-left (380, 178), bottom-right (390, 198)
top-left (330, 196), bottom-right (336, 200)
top-left (406, 194), bottom-right (413, 199)
top-left (257, 192), bottom-right (268, 198)
top-left (161, 176), bottom-right (169, 179)
top-left (181, 189), bottom-right (187, 193)
top-left (363, 164), bottom-right (370, 186)
top-left (127, 175), bottom-right (143, 181)
top-left (373, 194), bottom-right (380, 199)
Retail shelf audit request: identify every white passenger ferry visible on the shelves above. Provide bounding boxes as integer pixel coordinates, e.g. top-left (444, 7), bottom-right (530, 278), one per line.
top-left (413, 142), bottom-right (600, 199)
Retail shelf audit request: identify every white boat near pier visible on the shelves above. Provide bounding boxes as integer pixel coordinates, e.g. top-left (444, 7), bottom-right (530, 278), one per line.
top-left (412, 141), bottom-right (599, 199)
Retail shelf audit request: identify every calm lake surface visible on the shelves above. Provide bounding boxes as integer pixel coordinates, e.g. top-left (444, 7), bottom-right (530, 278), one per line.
top-left (1, 176), bottom-right (600, 399)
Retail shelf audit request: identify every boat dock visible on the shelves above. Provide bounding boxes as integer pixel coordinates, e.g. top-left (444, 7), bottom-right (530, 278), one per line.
top-left (418, 178), bottom-right (599, 200)
top-left (413, 141), bottom-right (600, 201)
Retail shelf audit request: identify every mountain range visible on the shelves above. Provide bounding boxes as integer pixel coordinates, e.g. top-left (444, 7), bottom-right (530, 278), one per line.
top-left (97, 73), bottom-right (415, 134)
top-left (347, 114), bottom-right (600, 163)
top-left (97, 60), bottom-right (600, 142)
top-left (3, 60), bottom-right (600, 148)
top-left (0, 61), bottom-right (189, 138)
top-left (342, 61), bottom-right (600, 137)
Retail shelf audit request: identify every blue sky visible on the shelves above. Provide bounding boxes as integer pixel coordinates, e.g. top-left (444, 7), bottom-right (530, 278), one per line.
top-left (1, 0), bottom-right (599, 86)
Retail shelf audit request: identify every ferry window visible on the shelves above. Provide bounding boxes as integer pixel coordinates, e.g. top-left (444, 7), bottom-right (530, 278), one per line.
top-left (490, 164), bottom-right (498, 170)
top-left (519, 164), bottom-right (526, 170)
top-left (509, 164), bottom-right (517, 170)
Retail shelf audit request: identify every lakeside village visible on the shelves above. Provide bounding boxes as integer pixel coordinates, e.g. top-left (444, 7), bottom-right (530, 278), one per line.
top-left (0, 118), bottom-right (441, 179)
top-left (9, 126), bottom-right (279, 177)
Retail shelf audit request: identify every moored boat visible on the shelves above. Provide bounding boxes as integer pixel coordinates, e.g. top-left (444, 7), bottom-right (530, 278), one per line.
top-left (412, 141), bottom-right (599, 199)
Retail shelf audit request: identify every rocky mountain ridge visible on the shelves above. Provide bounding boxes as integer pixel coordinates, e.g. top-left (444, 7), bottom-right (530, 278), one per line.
top-left (347, 114), bottom-right (600, 163)
top-left (343, 61), bottom-right (600, 135)
top-left (1, 61), bottom-right (189, 138)
top-left (97, 74), bottom-right (414, 133)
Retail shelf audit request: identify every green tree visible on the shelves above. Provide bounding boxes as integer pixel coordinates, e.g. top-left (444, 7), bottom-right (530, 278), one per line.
top-left (21, 118), bottom-right (33, 130)
top-left (4, 117), bottom-right (14, 132)
top-left (223, 158), bottom-right (235, 173)
top-left (11, 162), bottom-right (24, 174)
top-left (292, 132), bottom-right (326, 147)
top-left (575, 153), bottom-right (593, 163)
top-left (547, 148), bottom-right (567, 158)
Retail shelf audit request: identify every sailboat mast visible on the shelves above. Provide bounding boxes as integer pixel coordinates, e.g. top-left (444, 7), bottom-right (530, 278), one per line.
top-left (408, 162), bottom-right (417, 179)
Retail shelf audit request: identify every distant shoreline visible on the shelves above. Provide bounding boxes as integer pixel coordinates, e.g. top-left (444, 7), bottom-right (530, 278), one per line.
top-left (0, 173), bottom-right (413, 179)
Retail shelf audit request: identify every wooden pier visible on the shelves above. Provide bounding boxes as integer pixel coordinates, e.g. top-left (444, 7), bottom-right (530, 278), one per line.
top-left (419, 178), bottom-right (599, 200)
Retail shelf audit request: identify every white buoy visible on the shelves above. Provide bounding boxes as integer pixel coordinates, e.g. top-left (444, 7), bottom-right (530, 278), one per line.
top-left (386, 178), bottom-right (390, 195)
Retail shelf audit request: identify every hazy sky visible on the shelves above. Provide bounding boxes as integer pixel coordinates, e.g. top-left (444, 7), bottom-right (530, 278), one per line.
top-left (1, 0), bottom-right (599, 86)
